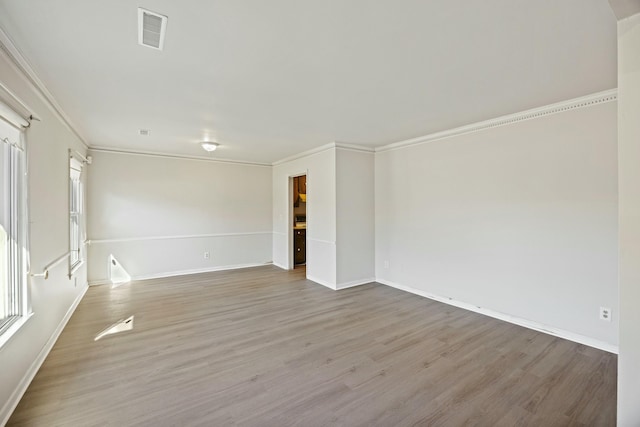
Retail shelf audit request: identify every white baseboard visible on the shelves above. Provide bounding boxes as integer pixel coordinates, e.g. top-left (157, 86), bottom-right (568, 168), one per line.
top-left (272, 261), bottom-right (288, 270)
top-left (336, 277), bottom-right (376, 290)
top-left (89, 262), bottom-right (273, 286)
top-left (0, 284), bottom-right (89, 426)
top-left (306, 276), bottom-right (375, 291)
top-left (89, 267), bottom-right (617, 354)
top-left (306, 275), bottom-right (337, 290)
top-left (377, 278), bottom-right (618, 354)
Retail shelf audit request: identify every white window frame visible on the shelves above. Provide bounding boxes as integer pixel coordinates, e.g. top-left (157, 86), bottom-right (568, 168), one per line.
top-left (0, 116), bottom-right (30, 348)
top-left (69, 156), bottom-right (84, 275)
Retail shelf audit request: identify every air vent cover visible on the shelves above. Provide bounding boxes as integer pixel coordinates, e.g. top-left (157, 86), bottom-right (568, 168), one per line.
top-left (138, 8), bottom-right (167, 50)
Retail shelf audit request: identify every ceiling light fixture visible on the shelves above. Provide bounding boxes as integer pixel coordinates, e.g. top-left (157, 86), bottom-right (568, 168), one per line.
top-left (201, 142), bottom-right (219, 152)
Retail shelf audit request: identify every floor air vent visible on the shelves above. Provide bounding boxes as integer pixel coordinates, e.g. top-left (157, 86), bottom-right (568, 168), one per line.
top-left (138, 8), bottom-right (168, 50)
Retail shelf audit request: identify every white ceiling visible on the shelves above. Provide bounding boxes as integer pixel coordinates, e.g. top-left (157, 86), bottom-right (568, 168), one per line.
top-left (0, 0), bottom-right (617, 164)
top-left (608, 0), bottom-right (640, 19)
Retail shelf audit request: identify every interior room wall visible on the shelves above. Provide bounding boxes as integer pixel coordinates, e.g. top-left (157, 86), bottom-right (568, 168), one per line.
top-left (336, 148), bottom-right (375, 288)
top-left (375, 100), bottom-right (619, 350)
top-left (272, 146), bottom-right (337, 287)
top-left (86, 150), bottom-right (272, 283)
top-left (617, 11), bottom-right (640, 426)
top-left (0, 49), bottom-right (88, 423)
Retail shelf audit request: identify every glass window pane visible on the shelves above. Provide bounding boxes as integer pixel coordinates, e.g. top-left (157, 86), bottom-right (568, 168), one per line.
top-left (0, 117), bottom-right (26, 336)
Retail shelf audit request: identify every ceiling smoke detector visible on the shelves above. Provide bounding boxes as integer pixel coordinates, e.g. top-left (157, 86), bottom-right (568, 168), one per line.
top-left (138, 8), bottom-right (168, 50)
top-left (201, 142), bottom-right (219, 152)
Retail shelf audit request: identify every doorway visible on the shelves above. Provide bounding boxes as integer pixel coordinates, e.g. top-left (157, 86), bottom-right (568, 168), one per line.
top-left (290, 174), bottom-right (306, 269)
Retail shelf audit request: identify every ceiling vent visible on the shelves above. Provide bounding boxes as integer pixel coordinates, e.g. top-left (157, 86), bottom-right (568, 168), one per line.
top-left (138, 8), bottom-right (167, 50)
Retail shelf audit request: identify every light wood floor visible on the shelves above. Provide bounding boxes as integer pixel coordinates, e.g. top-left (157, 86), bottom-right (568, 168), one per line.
top-left (9, 266), bottom-right (616, 426)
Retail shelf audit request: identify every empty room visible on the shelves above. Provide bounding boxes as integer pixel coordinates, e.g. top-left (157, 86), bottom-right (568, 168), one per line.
top-left (1, 0), bottom-right (639, 425)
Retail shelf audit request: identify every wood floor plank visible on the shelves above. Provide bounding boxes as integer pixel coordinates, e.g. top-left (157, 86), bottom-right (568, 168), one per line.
top-left (7, 265), bottom-right (617, 426)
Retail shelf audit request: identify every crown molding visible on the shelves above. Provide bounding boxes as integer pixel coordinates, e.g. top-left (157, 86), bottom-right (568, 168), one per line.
top-left (272, 142), bottom-right (336, 166)
top-left (89, 146), bottom-right (271, 167)
top-left (274, 89), bottom-right (617, 163)
top-left (0, 26), bottom-right (89, 148)
top-left (0, 80), bottom-right (35, 123)
top-left (334, 142), bottom-right (375, 153)
top-left (376, 89), bottom-right (618, 153)
top-left (272, 141), bottom-right (373, 166)
top-left (0, 24), bottom-right (618, 163)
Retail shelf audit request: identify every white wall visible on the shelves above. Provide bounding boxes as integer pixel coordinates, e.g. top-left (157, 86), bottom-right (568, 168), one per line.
top-left (336, 148), bottom-right (375, 287)
top-left (617, 11), bottom-right (640, 427)
top-left (86, 151), bottom-right (272, 283)
top-left (0, 49), bottom-right (88, 423)
top-left (272, 146), bottom-right (337, 287)
top-left (375, 101), bottom-right (619, 350)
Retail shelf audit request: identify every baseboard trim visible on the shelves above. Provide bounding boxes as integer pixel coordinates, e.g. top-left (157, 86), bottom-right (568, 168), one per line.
top-left (88, 262), bottom-right (273, 286)
top-left (0, 284), bottom-right (89, 426)
top-left (306, 276), bottom-right (376, 291)
top-left (306, 275), bottom-right (337, 290)
top-left (272, 261), bottom-right (288, 270)
top-left (336, 277), bottom-right (376, 290)
top-left (88, 280), bottom-right (110, 286)
top-left (377, 278), bottom-right (618, 354)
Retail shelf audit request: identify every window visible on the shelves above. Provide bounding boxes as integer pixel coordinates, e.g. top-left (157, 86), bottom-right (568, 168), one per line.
top-left (0, 116), bottom-right (28, 343)
top-left (69, 157), bottom-right (83, 274)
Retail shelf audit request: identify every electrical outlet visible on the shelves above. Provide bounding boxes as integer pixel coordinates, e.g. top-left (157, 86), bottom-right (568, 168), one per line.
top-left (204, 251), bottom-right (210, 259)
top-left (383, 260), bottom-right (389, 269)
top-left (599, 307), bottom-right (612, 322)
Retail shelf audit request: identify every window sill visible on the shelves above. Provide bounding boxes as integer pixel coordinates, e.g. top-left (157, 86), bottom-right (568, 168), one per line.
top-left (0, 312), bottom-right (34, 350)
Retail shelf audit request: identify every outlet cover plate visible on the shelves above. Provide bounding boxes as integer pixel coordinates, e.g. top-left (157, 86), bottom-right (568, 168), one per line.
top-left (599, 307), bottom-right (612, 322)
